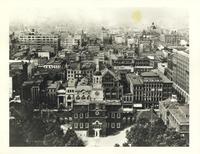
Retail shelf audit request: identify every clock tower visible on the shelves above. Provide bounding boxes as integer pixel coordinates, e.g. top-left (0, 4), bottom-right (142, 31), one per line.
top-left (91, 59), bottom-right (104, 101)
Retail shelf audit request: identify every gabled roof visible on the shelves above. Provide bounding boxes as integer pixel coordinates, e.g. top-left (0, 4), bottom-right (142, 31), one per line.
top-left (101, 68), bottom-right (120, 80)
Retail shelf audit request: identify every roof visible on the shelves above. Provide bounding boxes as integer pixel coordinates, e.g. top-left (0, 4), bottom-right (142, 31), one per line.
top-left (94, 71), bottom-right (102, 76)
top-left (76, 85), bottom-right (92, 91)
top-left (160, 98), bottom-right (179, 109)
top-left (141, 71), bottom-right (159, 77)
top-left (168, 106), bottom-right (189, 124)
top-left (127, 74), bottom-right (143, 85)
top-left (179, 104), bottom-right (189, 117)
top-left (152, 69), bottom-right (173, 83)
top-left (68, 62), bottom-right (81, 70)
top-left (101, 68), bottom-right (120, 80)
top-left (48, 82), bottom-right (59, 89)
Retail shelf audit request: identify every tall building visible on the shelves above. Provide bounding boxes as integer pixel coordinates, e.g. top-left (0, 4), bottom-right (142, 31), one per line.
top-left (21, 79), bottom-right (44, 107)
top-left (19, 29), bottom-right (59, 52)
top-left (166, 49), bottom-right (189, 102)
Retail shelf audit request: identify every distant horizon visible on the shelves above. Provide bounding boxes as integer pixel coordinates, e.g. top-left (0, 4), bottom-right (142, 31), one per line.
top-left (9, 7), bottom-right (189, 31)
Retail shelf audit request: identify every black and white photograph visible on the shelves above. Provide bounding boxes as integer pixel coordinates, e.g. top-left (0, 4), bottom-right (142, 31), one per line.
top-left (8, 5), bottom-right (191, 147)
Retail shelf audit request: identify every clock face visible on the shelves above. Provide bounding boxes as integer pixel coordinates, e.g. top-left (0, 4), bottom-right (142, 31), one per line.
top-left (95, 91), bottom-right (99, 96)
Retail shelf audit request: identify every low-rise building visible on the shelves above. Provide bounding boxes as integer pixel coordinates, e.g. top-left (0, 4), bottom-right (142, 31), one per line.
top-left (72, 100), bottom-right (122, 137)
top-left (159, 97), bottom-right (189, 138)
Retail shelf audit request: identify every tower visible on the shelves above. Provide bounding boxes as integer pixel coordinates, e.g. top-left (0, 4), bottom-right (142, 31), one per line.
top-left (91, 58), bottom-right (104, 101)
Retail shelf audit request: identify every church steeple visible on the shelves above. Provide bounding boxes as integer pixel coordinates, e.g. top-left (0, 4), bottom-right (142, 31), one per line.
top-left (93, 58), bottom-right (102, 89)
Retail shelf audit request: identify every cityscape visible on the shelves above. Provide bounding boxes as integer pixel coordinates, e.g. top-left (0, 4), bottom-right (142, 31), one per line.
top-left (9, 7), bottom-right (189, 147)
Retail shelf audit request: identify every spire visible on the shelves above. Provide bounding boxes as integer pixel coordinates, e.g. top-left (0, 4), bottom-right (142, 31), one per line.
top-left (96, 58), bottom-right (99, 72)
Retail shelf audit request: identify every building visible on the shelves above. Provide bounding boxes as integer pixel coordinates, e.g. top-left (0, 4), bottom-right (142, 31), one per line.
top-left (102, 68), bottom-right (123, 100)
top-left (38, 51), bottom-right (50, 59)
top-left (126, 70), bottom-right (173, 109)
top-left (66, 61), bottom-right (95, 82)
top-left (160, 33), bottom-right (184, 47)
top-left (165, 49), bottom-right (189, 102)
top-left (21, 78), bottom-right (44, 108)
top-left (72, 100), bottom-right (122, 137)
top-left (159, 95), bottom-right (179, 125)
top-left (168, 104), bottom-right (189, 136)
top-left (43, 58), bottom-right (63, 69)
top-left (18, 29), bottom-right (59, 52)
top-left (46, 81), bottom-right (60, 108)
top-left (159, 97), bottom-right (189, 139)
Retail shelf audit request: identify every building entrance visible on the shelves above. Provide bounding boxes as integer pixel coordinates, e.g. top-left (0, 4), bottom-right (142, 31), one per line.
top-left (92, 120), bottom-right (102, 137)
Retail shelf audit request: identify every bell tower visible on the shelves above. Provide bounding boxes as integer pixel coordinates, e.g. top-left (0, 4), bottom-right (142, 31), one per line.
top-left (91, 58), bottom-right (104, 101)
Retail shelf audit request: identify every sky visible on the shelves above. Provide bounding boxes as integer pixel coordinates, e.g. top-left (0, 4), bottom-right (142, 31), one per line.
top-left (9, 7), bottom-right (189, 30)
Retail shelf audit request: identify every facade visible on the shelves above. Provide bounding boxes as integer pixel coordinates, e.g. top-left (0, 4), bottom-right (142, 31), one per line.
top-left (19, 29), bottom-right (59, 52)
top-left (159, 97), bottom-right (189, 139)
top-left (46, 81), bottom-right (60, 108)
top-left (66, 62), bottom-right (95, 82)
top-left (168, 104), bottom-right (189, 135)
top-left (72, 100), bottom-right (122, 137)
top-left (160, 33), bottom-right (184, 47)
top-left (21, 79), bottom-right (44, 107)
top-left (126, 70), bottom-right (173, 108)
top-left (102, 68), bottom-right (123, 100)
top-left (165, 49), bottom-right (189, 102)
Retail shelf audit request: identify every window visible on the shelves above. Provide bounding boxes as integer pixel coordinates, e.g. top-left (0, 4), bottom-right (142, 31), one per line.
top-left (74, 123), bottom-right (78, 128)
top-left (80, 113), bottom-right (83, 118)
top-left (107, 122), bottom-right (110, 128)
top-left (117, 123), bottom-right (121, 128)
top-left (85, 113), bottom-right (89, 118)
top-left (80, 123), bottom-right (83, 128)
top-left (117, 113), bottom-right (121, 118)
top-left (74, 113), bottom-right (78, 119)
top-left (85, 123), bottom-right (89, 128)
top-left (111, 123), bottom-right (115, 128)
top-left (111, 113), bottom-right (115, 118)
top-left (76, 95), bottom-right (80, 100)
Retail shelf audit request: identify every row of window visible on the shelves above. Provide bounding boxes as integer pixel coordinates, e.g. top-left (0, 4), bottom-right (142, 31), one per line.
top-left (74, 113), bottom-right (121, 118)
top-left (73, 122), bottom-right (121, 129)
top-left (74, 113), bottom-right (89, 118)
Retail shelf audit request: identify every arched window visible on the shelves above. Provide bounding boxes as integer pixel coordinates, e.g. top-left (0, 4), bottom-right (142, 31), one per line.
top-left (81, 95), bottom-right (86, 100)
top-left (87, 95), bottom-right (90, 100)
top-left (76, 95), bottom-right (80, 100)
top-left (67, 95), bottom-right (71, 100)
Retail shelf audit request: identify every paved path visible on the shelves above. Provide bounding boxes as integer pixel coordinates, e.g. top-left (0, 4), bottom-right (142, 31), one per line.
top-left (82, 126), bottom-right (131, 147)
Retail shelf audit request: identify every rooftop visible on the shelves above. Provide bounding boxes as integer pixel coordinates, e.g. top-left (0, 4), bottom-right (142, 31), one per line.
top-left (141, 71), bottom-right (159, 77)
top-left (127, 74), bottom-right (143, 85)
top-left (169, 105), bottom-right (189, 124)
top-left (152, 69), bottom-right (173, 83)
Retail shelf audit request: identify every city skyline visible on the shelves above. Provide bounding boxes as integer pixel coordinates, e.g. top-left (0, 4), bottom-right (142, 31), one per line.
top-left (10, 7), bottom-right (188, 30)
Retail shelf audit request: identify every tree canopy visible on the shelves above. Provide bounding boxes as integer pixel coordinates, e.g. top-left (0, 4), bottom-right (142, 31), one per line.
top-left (125, 117), bottom-right (188, 147)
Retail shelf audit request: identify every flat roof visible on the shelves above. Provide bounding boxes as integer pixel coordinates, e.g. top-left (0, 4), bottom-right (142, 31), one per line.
top-left (169, 108), bottom-right (189, 124)
top-left (127, 74), bottom-right (143, 85)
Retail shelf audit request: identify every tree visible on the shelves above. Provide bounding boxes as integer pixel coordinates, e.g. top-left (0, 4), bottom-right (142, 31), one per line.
top-left (64, 129), bottom-right (85, 146)
top-left (43, 121), bottom-right (65, 146)
top-left (125, 117), bottom-right (188, 147)
top-left (163, 128), bottom-right (187, 146)
top-left (126, 123), bottom-right (150, 146)
top-left (114, 143), bottom-right (120, 147)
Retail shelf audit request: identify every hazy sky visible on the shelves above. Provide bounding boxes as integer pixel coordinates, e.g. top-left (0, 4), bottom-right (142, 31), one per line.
top-left (10, 7), bottom-right (188, 30)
